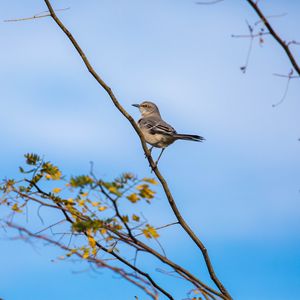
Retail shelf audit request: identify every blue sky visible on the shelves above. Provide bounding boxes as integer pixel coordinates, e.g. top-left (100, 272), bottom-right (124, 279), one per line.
top-left (1, 1), bottom-right (300, 299)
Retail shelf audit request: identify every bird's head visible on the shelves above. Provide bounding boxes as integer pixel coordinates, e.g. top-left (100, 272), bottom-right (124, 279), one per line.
top-left (132, 101), bottom-right (160, 117)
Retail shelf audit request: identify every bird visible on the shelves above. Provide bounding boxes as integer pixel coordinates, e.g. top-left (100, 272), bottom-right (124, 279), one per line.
top-left (132, 101), bottom-right (205, 165)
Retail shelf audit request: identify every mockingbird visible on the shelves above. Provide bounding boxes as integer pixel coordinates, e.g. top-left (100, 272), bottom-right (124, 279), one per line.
top-left (132, 101), bottom-right (205, 165)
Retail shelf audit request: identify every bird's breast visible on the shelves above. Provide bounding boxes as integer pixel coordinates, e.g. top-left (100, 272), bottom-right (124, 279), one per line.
top-left (141, 130), bottom-right (174, 148)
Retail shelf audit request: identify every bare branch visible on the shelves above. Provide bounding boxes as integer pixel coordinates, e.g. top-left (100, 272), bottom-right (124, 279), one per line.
top-left (241, 31), bottom-right (254, 73)
top-left (272, 69), bottom-right (297, 107)
top-left (273, 73), bottom-right (299, 79)
top-left (231, 32), bottom-right (269, 39)
top-left (246, 0), bottom-right (300, 76)
top-left (232, 20), bottom-right (268, 73)
top-left (113, 231), bottom-right (224, 298)
top-left (34, 219), bottom-right (65, 235)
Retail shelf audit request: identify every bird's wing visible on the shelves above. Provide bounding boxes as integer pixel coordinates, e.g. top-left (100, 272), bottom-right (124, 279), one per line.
top-left (139, 118), bottom-right (177, 136)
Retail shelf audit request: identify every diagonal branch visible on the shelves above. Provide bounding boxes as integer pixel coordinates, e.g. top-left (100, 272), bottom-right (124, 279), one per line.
top-left (114, 230), bottom-right (225, 299)
top-left (246, 0), bottom-right (300, 76)
top-left (41, 1), bottom-right (232, 298)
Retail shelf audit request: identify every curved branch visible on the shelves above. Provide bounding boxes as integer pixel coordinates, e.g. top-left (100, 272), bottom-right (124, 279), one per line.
top-left (246, 0), bottom-right (300, 76)
top-left (42, 1), bottom-right (231, 298)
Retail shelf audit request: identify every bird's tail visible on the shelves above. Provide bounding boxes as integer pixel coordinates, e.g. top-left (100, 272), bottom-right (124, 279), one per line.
top-left (173, 133), bottom-right (205, 142)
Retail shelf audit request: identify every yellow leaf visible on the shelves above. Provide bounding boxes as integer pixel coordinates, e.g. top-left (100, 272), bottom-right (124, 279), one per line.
top-left (108, 186), bottom-right (121, 196)
top-left (143, 178), bottom-right (158, 185)
top-left (142, 224), bottom-right (159, 239)
top-left (98, 206), bottom-right (107, 211)
top-left (91, 201), bottom-right (99, 207)
top-left (78, 199), bottom-right (85, 207)
top-left (132, 214), bottom-right (140, 222)
top-left (82, 249), bottom-right (89, 259)
top-left (51, 170), bottom-right (62, 180)
top-left (11, 203), bottom-right (22, 213)
top-left (148, 226), bottom-right (159, 238)
top-left (136, 184), bottom-right (145, 190)
top-left (81, 192), bottom-right (88, 197)
top-left (137, 184), bottom-right (155, 199)
top-left (67, 198), bottom-right (74, 204)
top-left (143, 229), bottom-right (151, 239)
top-left (45, 171), bottom-right (62, 181)
top-left (52, 187), bottom-right (61, 194)
top-left (66, 249), bottom-right (77, 257)
top-left (114, 225), bottom-right (123, 230)
top-left (92, 248), bottom-right (97, 256)
top-left (100, 228), bottom-right (107, 235)
top-left (122, 215), bottom-right (129, 223)
top-left (88, 236), bottom-right (96, 248)
top-left (126, 193), bottom-right (140, 203)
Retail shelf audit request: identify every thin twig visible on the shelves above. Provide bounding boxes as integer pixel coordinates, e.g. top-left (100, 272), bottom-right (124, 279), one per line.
top-left (35, 219), bottom-right (65, 234)
top-left (3, 7), bottom-right (70, 22)
top-left (272, 69), bottom-right (295, 107)
top-left (287, 40), bottom-right (300, 46)
top-left (246, 0), bottom-right (300, 76)
top-left (254, 12), bottom-right (288, 26)
top-left (273, 73), bottom-right (299, 79)
top-left (134, 222), bottom-right (179, 238)
top-left (231, 32), bottom-right (269, 39)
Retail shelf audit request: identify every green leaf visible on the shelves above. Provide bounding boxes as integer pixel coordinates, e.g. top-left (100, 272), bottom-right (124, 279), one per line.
top-left (70, 175), bottom-right (93, 188)
top-left (24, 153), bottom-right (41, 165)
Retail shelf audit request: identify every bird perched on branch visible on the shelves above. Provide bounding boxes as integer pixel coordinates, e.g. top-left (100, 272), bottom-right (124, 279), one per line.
top-left (132, 101), bottom-right (205, 165)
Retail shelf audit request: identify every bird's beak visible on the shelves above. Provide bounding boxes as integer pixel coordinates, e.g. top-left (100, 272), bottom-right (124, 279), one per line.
top-left (132, 104), bottom-right (140, 108)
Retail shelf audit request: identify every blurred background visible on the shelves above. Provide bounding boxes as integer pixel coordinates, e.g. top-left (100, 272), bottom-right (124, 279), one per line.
top-left (1, 1), bottom-right (300, 299)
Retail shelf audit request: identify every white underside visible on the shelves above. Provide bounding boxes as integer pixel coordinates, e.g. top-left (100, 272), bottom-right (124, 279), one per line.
top-left (142, 131), bottom-right (175, 148)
